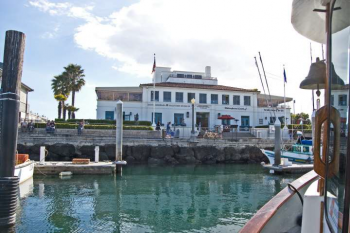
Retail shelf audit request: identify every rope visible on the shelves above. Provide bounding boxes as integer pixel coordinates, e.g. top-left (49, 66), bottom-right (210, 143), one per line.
top-left (287, 183), bottom-right (303, 206)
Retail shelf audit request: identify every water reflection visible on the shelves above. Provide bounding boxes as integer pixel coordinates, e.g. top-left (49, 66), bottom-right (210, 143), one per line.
top-left (14, 165), bottom-right (300, 233)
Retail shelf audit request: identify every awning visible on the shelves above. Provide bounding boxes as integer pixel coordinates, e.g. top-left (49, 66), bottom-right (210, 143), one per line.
top-left (218, 115), bottom-right (234, 120)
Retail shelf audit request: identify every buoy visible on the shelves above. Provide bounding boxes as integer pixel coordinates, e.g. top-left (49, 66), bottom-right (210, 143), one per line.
top-left (59, 171), bottom-right (73, 177)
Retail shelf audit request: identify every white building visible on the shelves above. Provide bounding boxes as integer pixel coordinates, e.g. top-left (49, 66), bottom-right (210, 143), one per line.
top-left (96, 66), bottom-right (292, 130)
top-left (0, 62), bottom-right (48, 123)
top-left (331, 84), bottom-right (349, 134)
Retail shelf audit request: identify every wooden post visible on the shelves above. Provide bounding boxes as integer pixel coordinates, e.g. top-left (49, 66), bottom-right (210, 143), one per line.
top-left (0, 30), bottom-right (25, 227)
top-left (0, 30), bottom-right (26, 177)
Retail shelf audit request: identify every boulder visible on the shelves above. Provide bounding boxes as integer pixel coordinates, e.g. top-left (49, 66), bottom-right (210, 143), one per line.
top-left (224, 147), bottom-right (241, 162)
top-left (126, 155), bottom-right (136, 164)
top-left (175, 148), bottom-right (198, 164)
top-left (148, 157), bottom-right (165, 165)
top-left (193, 146), bottom-right (219, 164)
top-left (99, 152), bottom-right (109, 161)
top-left (132, 145), bottom-right (151, 162)
top-left (17, 144), bottom-right (30, 154)
top-left (79, 145), bottom-right (96, 157)
top-left (49, 143), bottom-right (76, 157)
top-left (104, 144), bottom-right (116, 160)
top-left (150, 146), bottom-right (174, 159)
top-left (164, 155), bottom-right (179, 165)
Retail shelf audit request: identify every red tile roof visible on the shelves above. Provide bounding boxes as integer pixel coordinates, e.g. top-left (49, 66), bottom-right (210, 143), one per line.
top-left (140, 82), bottom-right (258, 93)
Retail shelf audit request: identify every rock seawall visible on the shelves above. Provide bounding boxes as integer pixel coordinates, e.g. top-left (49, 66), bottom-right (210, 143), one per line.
top-left (17, 143), bottom-right (269, 165)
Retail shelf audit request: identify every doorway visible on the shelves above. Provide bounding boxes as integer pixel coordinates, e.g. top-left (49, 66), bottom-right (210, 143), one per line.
top-left (196, 112), bottom-right (210, 128)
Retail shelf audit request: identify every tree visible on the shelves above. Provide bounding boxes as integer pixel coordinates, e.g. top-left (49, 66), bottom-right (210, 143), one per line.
top-left (291, 112), bottom-right (311, 125)
top-left (51, 74), bottom-right (70, 119)
top-left (63, 64), bottom-right (85, 119)
top-left (54, 94), bottom-right (68, 119)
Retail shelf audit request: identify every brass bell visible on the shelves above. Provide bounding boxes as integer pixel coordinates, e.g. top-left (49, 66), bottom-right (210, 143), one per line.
top-left (300, 57), bottom-right (344, 94)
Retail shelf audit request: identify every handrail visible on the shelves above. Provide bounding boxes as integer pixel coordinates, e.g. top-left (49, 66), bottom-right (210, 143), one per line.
top-left (240, 171), bottom-right (318, 233)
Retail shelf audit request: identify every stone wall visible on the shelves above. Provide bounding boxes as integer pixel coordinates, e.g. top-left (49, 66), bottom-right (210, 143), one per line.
top-left (17, 143), bottom-right (269, 165)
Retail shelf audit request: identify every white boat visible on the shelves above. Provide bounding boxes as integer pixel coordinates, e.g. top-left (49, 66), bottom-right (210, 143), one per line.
top-left (14, 160), bottom-right (34, 184)
top-left (241, 0), bottom-right (350, 232)
top-left (261, 140), bottom-right (314, 164)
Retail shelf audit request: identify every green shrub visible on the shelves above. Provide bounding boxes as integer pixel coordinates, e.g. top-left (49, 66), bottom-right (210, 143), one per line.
top-left (54, 119), bottom-right (152, 126)
top-left (35, 122), bottom-right (153, 130)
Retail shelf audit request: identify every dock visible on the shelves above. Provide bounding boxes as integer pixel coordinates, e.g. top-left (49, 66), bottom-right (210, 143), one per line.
top-left (262, 163), bottom-right (314, 174)
top-left (34, 162), bottom-right (116, 175)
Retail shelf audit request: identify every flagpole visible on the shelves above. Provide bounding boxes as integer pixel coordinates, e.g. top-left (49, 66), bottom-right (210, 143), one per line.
top-left (152, 53), bottom-right (156, 127)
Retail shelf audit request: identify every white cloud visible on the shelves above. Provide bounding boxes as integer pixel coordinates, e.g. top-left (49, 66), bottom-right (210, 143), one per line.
top-left (30, 0), bottom-right (326, 116)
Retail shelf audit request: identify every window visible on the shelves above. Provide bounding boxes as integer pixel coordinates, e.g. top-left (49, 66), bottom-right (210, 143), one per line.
top-left (188, 93), bottom-right (195, 103)
top-left (194, 75), bottom-right (202, 79)
top-left (244, 96), bottom-right (251, 106)
top-left (186, 74), bottom-right (193, 78)
top-left (222, 95), bottom-right (229, 105)
top-left (270, 117), bottom-right (276, 124)
top-left (199, 94), bottom-right (207, 104)
top-left (164, 91), bottom-right (171, 102)
top-left (233, 95), bottom-right (240, 105)
top-left (105, 111), bottom-right (114, 120)
top-left (114, 92), bottom-right (128, 101)
top-left (129, 93), bottom-right (142, 101)
top-left (151, 91), bottom-right (159, 101)
top-left (211, 94), bottom-right (218, 104)
top-left (331, 95), bottom-right (334, 106)
top-left (339, 94), bottom-right (347, 106)
top-left (259, 119), bottom-right (263, 124)
top-left (177, 73), bottom-right (185, 78)
top-left (176, 92), bottom-right (183, 103)
top-left (174, 113), bottom-right (184, 126)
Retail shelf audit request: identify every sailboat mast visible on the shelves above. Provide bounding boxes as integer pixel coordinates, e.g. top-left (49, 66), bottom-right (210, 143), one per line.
top-left (258, 52), bottom-right (276, 118)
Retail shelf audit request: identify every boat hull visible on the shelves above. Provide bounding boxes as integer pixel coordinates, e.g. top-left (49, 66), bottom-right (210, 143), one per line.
top-left (261, 149), bottom-right (313, 164)
top-left (15, 160), bottom-right (34, 184)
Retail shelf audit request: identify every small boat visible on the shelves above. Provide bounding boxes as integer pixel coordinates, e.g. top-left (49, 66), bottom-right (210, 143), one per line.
top-left (261, 139), bottom-right (314, 164)
top-left (14, 154), bottom-right (34, 184)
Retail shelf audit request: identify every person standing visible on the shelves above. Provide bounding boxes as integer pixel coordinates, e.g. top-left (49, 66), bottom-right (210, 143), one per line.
top-left (156, 121), bottom-right (161, 130)
top-left (166, 122), bottom-right (171, 135)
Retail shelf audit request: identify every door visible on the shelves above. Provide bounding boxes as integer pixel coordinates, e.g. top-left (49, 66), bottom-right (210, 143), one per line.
top-left (241, 116), bottom-right (250, 127)
top-left (105, 111), bottom-right (114, 120)
top-left (196, 112), bottom-right (210, 128)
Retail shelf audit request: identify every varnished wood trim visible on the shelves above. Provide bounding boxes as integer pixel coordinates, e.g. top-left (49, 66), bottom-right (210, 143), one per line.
top-left (240, 171), bottom-right (318, 233)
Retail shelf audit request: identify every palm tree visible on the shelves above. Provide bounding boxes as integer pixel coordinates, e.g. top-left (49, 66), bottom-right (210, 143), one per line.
top-left (54, 94), bottom-right (68, 119)
top-left (51, 74), bottom-right (70, 119)
top-left (63, 64), bottom-right (86, 119)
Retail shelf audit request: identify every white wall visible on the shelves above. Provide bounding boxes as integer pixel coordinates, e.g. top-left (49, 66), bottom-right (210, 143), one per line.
top-left (96, 86), bottom-right (290, 128)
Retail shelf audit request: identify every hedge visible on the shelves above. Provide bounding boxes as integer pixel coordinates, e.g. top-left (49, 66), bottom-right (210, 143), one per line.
top-left (255, 124), bottom-right (312, 130)
top-left (54, 119), bottom-right (152, 126)
top-left (35, 123), bottom-right (153, 130)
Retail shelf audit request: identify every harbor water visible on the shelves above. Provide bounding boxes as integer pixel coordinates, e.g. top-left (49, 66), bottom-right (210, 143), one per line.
top-left (13, 164), bottom-right (300, 232)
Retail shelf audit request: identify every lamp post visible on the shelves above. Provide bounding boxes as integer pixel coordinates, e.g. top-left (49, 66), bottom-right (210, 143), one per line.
top-left (234, 119), bottom-right (239, 141)
top-left (190, 98), bottom-right (196, 141)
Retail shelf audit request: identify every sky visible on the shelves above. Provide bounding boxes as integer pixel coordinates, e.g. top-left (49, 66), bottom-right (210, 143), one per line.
top-left (0, 0), bottom-right (329, 120)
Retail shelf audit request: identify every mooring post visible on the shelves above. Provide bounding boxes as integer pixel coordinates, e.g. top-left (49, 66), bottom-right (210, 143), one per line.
top-left (0, 30), bottom-right (26, 227)
top-left (274, 118), bottom-right (281, 166)
top-left (95, 146), bottom-right (99, 163)
top-left (40, 146), bottom-right (46, 165)
top-left (115, 100), bottom-right (123, 174)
